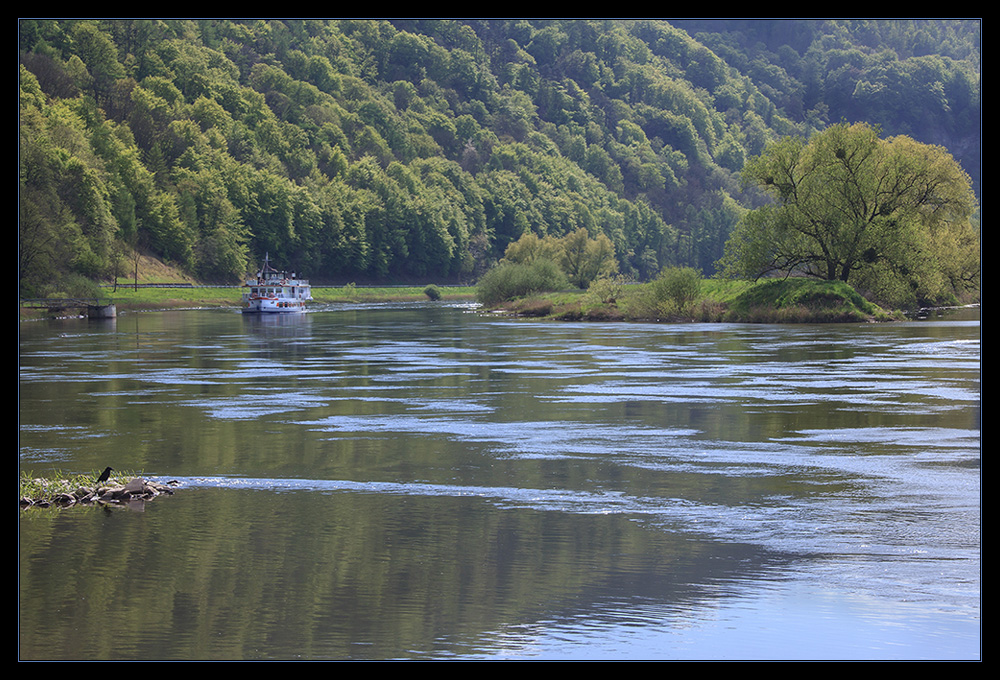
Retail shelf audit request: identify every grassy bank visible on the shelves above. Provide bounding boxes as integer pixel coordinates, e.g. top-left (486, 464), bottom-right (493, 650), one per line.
top-left (20, 283), bottom-right (478, 317)
top-left (20, 277), bottom-right (893, 323)
top-left (18, 246), bottom-right (891, 323)
top-left (19, 252), bottom-right (477, 317)
top-left (491, 276), bottom-right (901, 324)
top-left (312, 283), bottom-right (477, 305)
top-left (108, 283), bottom-right (476, 310)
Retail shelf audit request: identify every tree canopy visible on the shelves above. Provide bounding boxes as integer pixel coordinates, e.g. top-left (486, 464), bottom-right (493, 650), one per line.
top-left (718, 122), bottom-right (979, 307)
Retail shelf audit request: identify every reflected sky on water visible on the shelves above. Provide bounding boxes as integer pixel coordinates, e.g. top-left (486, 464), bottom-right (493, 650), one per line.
top-left (19, 304), bottom-right (980, 660)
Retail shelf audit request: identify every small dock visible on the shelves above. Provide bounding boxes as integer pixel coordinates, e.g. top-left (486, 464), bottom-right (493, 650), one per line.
top-left (20, 298), bottom-right (117, 318)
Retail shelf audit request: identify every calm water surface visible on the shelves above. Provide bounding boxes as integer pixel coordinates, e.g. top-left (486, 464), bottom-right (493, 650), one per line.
top-left (19, 303), bottom-right (980, 660)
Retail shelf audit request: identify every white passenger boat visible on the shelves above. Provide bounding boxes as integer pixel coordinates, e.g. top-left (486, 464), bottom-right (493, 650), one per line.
top-left (241, 254), bottom-right (312, 313)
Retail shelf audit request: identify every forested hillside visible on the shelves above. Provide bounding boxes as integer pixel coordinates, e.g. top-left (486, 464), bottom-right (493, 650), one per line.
top-left (18, 19), bottom-right (980, 297)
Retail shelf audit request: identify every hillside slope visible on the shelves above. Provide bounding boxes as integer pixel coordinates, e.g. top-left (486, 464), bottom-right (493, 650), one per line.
top-left (19, 19), bottom-right (980, 296)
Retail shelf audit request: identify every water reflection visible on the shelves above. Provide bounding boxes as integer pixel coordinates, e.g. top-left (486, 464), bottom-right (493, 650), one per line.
top-left (19, 305), bottom-right (980, 660)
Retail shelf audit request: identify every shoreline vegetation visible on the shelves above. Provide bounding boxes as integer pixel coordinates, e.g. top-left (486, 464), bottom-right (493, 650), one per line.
top-left (19, 275), bottom-right (962, 324)
top-left (487, 277), bottom-right (909, 324)
top-left (19, 469), bottom-right (179, 509)
top-left (472, 262), bottom-right (939, 324)
top-left (18, 281), bottom-right (480, 319)
top-left (18, 254), bottom-right (975, 324)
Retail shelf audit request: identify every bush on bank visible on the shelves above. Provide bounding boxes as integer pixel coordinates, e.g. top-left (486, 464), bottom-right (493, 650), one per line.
top-left (475, 259), bottom-right (570, 307)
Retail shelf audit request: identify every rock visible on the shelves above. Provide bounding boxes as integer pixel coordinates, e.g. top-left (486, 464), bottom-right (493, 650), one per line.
top-left (123, 478), bottom-right (146, 495)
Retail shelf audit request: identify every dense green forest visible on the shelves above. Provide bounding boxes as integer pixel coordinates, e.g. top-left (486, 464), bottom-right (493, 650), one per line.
top-left (18, 19), bottom-right (980, 297)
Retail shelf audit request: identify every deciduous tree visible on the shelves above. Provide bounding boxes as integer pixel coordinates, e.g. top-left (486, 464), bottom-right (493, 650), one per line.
top-left (718, 122), bottom-right (979, 306)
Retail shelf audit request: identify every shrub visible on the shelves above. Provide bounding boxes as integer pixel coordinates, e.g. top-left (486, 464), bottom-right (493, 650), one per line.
top-left (476, 259), bottom-right (570, 306)
top-left (423, 284), bottom-right (442, 300)
top-left (651, 267), bottom-right (702, 315)
top-left (587, 273), bottom-right (629, 304)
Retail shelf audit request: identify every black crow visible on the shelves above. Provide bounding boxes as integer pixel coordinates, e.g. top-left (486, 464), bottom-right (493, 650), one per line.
top-left (96, 466), bottom-right (114, 486)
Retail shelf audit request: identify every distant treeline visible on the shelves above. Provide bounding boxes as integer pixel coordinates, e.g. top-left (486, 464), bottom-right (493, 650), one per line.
top-left (19, 19), bottom-right (980, 297)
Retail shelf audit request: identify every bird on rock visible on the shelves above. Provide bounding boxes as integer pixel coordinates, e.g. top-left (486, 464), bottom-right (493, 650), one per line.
top-left (96, 466), bottom-right (114, 487)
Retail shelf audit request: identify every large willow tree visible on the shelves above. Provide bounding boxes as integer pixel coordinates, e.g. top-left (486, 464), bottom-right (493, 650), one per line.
top-left (719, 122), bottom-right (979, 307)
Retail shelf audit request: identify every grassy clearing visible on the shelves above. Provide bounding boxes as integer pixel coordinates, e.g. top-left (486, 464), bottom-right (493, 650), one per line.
top-left (315, 283), bottom-right (477, 305)
top-left (105, 285), bottom-right (241, 310)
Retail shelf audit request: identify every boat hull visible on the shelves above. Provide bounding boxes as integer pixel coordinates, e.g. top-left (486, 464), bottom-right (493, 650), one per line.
top-left (241, 299), bottom-right (307, 313)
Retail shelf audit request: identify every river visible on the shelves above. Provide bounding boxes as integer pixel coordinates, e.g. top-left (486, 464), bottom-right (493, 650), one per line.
top-left (18, 303), bottom-right (980, 660)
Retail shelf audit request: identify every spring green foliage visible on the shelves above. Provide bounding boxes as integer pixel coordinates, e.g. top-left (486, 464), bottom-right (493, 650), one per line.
top-left (719, 122), bottom-right (980, 308)
top-left (500, 228), bottom-right (617, 289)
top-left (587, 273), bottom-right (630, 305)
top-left (651, 266), bottom-right (702, 316)
top-left (19, 20), bottom-right (979, 299)
top-left (475, 259), bottom-right (569, 306)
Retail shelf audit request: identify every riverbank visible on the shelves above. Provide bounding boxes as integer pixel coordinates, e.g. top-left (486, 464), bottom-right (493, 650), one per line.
top-left (21, 268), bottom-right (962, 324)
top-left (488, 277), bottom-right (908, 323)
top-left (19, 283), bottom-right (478, 318)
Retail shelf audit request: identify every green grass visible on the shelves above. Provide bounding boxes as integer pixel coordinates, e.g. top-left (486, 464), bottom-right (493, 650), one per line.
top-left (490, 277), bottom-right (896, 323)
top-left (316, 284), bottom-right (477, 304)
top-left (724, 278), bottom-right (894, 322)
top-left (21, 283), bottom-right (477, 315)
top-left (102, 285), bottom-right (240, 309)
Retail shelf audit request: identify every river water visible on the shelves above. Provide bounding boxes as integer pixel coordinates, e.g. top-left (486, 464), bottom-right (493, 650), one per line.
top-left (18, 302), bottom-right (980, 660)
